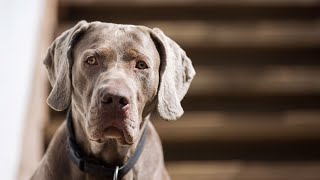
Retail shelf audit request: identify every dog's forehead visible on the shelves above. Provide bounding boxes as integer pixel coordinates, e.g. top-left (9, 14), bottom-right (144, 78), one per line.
top-left (78, 23), bottom-right (152, 51)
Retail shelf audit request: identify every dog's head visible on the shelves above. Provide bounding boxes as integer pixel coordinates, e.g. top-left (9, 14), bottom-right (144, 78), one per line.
top-left (44, 21), bottom-right (195, 145)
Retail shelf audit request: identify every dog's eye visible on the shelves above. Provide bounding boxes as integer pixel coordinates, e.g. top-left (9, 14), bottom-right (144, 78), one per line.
top-left (86, 57), bottom-right (98, 65)
top-left (135, 61), bottom-right (148, 69)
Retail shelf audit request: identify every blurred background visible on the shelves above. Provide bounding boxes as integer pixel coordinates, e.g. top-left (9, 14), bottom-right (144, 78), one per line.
top-left (2, 0), bottom-right (320, 179)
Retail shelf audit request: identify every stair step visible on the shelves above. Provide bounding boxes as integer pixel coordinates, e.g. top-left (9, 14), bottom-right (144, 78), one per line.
top-left (190, 66), bottom-right (320, 96)
top-left (57, 21), bottom-right (320, 49)
top-left (146, 21), bottom-right (320, 49)
top-left (182, 95), bottom-right (320, 111)
top-left (153, 111), bottom-right (320, 142)
top-left (60, 0), bottom-right (319, 6)
top-left (166, 161), bottom-right (320, 180)
top-left (58, 0), bottom-right (320, 22)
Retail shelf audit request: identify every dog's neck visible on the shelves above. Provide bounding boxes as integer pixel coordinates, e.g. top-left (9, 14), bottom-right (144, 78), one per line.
top-left (70, 105), bottom-right (148, 166)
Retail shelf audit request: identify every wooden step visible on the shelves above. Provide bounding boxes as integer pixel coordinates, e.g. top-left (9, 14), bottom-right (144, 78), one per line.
top-left (153, 111), bottom-right (320, 142)
top-left (190, 66), bottom-right (320, 96)
top-left (189, 48), bottom-right (320, 66)
top-left (145, 21), bottom-right (320, 49)
top-left (156, 111), bottom-right (320, 161)
top-left (57, 21), bottom-right (320, 49)
top-left (182, 95), bottom-right (320, 112)
top-left (59, 0), bottom-right (320, 6)
top-left (58, 0), bottom-right (320, 22)
top-left (185, 65), bottom-right (320, 111)
top-left (167, 161), bottom-right (219, 180)
top-left (166, 161), bottom-right (320, 180)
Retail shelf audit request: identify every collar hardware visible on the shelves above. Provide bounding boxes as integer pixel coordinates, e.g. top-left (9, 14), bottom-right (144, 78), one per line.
top-left (113, 166), bottom-right (119, 180)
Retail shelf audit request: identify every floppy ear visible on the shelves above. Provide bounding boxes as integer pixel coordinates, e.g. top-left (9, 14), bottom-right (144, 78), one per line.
top-left (150, 28), bottom-right (196, 121)
top-left (44, 20), bottom-right (89, 111)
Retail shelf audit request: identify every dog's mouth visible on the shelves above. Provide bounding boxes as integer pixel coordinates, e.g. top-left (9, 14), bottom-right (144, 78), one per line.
top-left (104, 126), bottom-right (123, 137)
top-left (88, 124), bottom-right (135, 145)
top-left (87, 105), bottom-right (139, 145)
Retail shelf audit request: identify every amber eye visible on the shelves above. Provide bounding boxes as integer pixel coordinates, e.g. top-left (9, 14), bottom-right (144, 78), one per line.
top-left (86, 57), bottom-right (98, 65)
top-left (135, 61), bottom-right (148, 69)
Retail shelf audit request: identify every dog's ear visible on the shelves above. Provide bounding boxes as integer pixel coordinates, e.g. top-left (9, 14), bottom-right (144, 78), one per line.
top-left (44, 20), bottom-right (89, 111)
top-left (150, 28), bottom-right (196, 121)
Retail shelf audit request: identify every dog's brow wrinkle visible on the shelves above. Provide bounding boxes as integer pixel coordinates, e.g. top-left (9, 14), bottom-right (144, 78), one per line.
top-left (115, 27), bottom-right (126, 37)
top-left (127, 49), bottom-right (139, 58)
top-left (97, 47), bottom-right (111, 56)
top-left (129, 32), bottom-right (141, 42)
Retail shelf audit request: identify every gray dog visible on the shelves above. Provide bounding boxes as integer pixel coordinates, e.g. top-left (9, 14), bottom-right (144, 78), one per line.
top-left (32, 21), bottom-right (195, 180)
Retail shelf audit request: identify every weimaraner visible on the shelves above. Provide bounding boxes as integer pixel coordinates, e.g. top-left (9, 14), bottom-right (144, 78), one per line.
top-left (31, 21), bottom-right (195, 180)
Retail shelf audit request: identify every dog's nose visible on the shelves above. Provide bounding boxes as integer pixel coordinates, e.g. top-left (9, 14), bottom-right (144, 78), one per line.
top-left (100, 87), bottom-right (131, 108)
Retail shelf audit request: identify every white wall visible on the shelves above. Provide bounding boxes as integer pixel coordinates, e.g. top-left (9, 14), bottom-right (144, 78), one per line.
top-left (0, 0), bottom-right (44, 179)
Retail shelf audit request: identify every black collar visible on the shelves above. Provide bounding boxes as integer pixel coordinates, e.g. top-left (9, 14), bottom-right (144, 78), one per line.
top-left (67, 108), bottom-right (148, 180)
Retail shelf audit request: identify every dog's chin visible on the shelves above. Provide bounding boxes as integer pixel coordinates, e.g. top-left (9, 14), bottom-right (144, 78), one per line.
top-left (89, 127), bottom-right (135, 145)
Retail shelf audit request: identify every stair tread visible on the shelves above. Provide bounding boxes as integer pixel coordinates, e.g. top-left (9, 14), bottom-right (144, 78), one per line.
top-left (60, 0), bottom-right (320, 7)
top-left (167, 161), bottom-right (320, 180)
top-left (58, 1), bottom-right (320, 22)
top-left (190, 66), bottom-right (320, 96)
top-left (153, 111), bottom-right (320, 142)
top-left (57, 21), bottom-right (320, 49)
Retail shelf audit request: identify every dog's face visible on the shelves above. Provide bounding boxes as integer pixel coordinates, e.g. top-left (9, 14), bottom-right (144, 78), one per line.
top-left (71, 24), bottom-right (160, 144)
top-left (44, 21), bottom-right (195, 145)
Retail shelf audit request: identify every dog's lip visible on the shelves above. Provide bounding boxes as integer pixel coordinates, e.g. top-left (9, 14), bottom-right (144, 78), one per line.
top-left (89, 137), bottom-right (103, 143)
top-left (89, 124), bottom-right (130, 144)
top-left (104, 125), bottom-right (135, 144)
top-left (122, 132), bottom-right (134, 145)
top-left (111, 121), bottom-right (135, 144)
top-left (103, 126), bottom-right (123, 137)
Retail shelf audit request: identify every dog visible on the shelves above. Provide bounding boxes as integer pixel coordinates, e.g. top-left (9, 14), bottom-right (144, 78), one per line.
top-left (31, 21), bottom-right (195, 180)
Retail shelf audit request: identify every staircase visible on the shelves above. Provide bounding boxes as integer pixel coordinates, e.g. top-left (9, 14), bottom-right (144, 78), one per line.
top-left (44, 0), bottom-right (320, 179)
